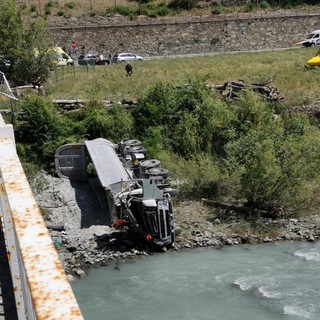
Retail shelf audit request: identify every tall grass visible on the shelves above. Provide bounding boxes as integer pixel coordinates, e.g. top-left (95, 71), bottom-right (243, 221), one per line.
top-left (21, 0), bottom-right (138, 16)
top-left (46, 47), bottom-right (320, 108)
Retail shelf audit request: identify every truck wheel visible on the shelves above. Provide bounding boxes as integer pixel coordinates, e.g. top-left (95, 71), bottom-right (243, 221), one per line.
top-left (311, 43), bottom-right (315, 47)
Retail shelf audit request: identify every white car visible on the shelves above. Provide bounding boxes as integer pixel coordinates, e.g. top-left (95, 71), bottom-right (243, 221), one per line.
top-left (299, 29), bottom-right (320, 47)
top-left (111, 53), bottom-right (143, 63)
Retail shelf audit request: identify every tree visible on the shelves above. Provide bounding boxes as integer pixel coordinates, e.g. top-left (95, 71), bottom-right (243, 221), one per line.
top-left (0, 0), bottom-right (54, 85)
top-left (15, 96), bottom-right (63, 166)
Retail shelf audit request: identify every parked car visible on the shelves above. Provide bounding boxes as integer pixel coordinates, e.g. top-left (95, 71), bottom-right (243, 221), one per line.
top-left (78, 53), bottom-right (110, 66)
top-left (299, 30), bottom-right (320, 47)
top-left (111, 53), bottom-right (143, 64)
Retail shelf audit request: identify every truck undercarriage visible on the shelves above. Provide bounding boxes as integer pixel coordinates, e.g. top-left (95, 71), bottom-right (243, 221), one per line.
top-left (55, 138), bottom-right (176, 249)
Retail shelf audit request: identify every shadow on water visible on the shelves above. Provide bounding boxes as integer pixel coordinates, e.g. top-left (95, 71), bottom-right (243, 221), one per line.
top-left (70, 179), bottom-right (110, 228)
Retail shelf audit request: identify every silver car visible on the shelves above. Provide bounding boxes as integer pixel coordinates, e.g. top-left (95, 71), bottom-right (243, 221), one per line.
top-left (111, 53), bottom-right (143, 64)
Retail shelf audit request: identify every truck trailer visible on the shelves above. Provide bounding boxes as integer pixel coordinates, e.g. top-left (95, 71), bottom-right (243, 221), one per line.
top-left (54, 138), bottom-right (176, 248)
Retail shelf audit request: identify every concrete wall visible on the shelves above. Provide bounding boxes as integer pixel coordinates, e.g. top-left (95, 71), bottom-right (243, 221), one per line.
top-left (49, 12), bottom-right (320, 57)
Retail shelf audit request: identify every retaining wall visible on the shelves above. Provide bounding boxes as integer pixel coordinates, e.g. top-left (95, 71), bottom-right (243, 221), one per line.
top-left (48, 12), bottom-right (320, 56)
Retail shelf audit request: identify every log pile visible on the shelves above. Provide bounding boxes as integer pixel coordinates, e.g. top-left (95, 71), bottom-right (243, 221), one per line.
top-left (288, 104), bottom-right (320, 118)
top-left (210, 78), bottom-right (284, 103)
top-left (52, 99), bottom-right (138, 111)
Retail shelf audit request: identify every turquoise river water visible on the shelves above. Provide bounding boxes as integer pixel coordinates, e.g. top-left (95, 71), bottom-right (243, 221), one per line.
top-left (71, 241), bottom-right (320, 320)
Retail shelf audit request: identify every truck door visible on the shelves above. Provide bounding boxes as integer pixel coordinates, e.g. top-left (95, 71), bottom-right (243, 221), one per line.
top-left (54, 143), bottom-right (87, 180)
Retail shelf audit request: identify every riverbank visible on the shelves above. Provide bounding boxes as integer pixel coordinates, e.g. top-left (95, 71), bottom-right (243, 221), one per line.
top-left (34, 172), bottom-right (320, 279)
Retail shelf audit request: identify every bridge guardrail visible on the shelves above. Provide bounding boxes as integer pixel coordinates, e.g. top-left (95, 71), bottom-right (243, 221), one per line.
top-left (0, 114), bottom-right (83, 320)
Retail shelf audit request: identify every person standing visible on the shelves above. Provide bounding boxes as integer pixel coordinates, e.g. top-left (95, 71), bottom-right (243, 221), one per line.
top-left (99, 52), bottom-right (104, 65)
top-left (125, 63), bottom-right (133, 76)
top-left (71, 40), bottom-right (77, 54)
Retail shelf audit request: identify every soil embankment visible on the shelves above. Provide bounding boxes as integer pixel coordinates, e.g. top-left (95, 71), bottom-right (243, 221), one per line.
top-left (34, 172), bottom-right (320, 279)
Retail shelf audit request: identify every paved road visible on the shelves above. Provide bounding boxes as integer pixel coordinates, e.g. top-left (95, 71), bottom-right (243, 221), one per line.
top-left (140, 46), bottom-right (303, 61)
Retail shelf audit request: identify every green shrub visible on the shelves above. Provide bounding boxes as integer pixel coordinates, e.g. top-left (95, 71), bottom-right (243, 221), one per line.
top-left (139, 2), bottom-right (170, 17)
top-left (45, 7), bottom-right (51, 15)
top-left (105, 5), bottom-right (137, 17)
top-left (30, 11), bottom-right (38, 18)
top-left (45, 0), bottom-right (53, 8)
top-left (15, 96), bottom-right (64, 167)
top-left (19, 3), bottom-right (27, 11)
top-left (83, 104), bottom-right (133, 141)
top-left (66, 1), bottom-right (76, 9)
top-left (168, 0), bottom-right (199, 10)
top-left (244, 1), bottom-right (255, 12)
top-left (140, 126), bottom-right (164, 159)
top-left (224, 101), bottom-right (320, 214)
top-left (136, 79), bottom-right (320, 216)
top-left (30, 4), bottom-right (37, 12)
top-left (211, 5), bottom-right (222, 14)
top-left (134, 78), bottom-right (236, 158)
top-left (259, 0), bottom-right (270, 9)
top-left (57, 10), bottom-right (64, 16)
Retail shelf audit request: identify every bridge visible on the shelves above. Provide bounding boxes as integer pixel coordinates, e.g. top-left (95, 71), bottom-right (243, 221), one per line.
top-left (0, 113), bottom-right (84, 319)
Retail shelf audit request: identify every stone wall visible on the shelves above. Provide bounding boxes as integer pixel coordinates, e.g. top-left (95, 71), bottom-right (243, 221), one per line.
top-left (48, 12), bottom-right (320, 57)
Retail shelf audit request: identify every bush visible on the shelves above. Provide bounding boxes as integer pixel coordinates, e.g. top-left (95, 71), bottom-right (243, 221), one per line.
top-left (136, 79), bottom-right (320, 216)
top-left (139, 2), bottom-right (170, 17)
top-left (45, 0), bottom-right (53, 8)
top-left (168, 0), bottom-right (199, 10)
top-left (244, 1), bottom-right (255, 12)
top-left (105, 5), bottom-right (137, 17)
top-left (83, 104), bottom-right (133, 142)
top-left (15, 96), bottom-right (64, 167)
top-left (66, 2), bottom-right (76, 9)
top-left (134, 78), bottom-right (236, 158)
top-left (224, 102), bottom-right (320, 214)
top-left (211, 5), bottom-right (222, 14)
top-left (259, 0), bottom-right (271, 9)
top-left (30, 4), bottom-right (37, 12)
top-left (105, 3), bottom-right (170, 18)
top-left (45, 7), bottom-right (51, 15)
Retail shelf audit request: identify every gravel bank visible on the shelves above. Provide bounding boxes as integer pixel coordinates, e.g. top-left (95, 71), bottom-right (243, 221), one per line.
top-left (34, 172), bottom-right (320, 279)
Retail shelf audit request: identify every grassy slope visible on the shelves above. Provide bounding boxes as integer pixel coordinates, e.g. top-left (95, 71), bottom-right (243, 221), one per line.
top-left (46, 47), bottom-right (320, 108)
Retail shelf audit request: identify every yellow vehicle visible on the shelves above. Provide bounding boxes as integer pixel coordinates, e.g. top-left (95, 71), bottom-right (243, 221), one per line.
top-left (34, 47), bottom-right (74, 67)
top-left (306, 53), bottom-right (320, 67)
top-left (51, 47), bottom-right (74, 66)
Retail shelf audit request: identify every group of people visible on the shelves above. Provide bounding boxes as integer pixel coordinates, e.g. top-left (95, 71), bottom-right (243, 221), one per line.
top-left (69, 40), bottom-right (134, 76)
top-left (95, 53), bottom-right (105, 65)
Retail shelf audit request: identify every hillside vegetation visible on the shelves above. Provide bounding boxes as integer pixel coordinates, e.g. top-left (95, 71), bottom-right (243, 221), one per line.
top-left (2, 0), bottom-right (320, 221)
top-left (17, 0), bottom-right (320, 19)
top-left (11, 47), bottom-right (320, 222)
top-left (46, 47), bottom-right (320, 108)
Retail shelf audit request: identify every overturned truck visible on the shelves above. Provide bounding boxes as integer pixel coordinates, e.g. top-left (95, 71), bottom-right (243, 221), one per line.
top-left (54, 138), bottom-right (176, 248)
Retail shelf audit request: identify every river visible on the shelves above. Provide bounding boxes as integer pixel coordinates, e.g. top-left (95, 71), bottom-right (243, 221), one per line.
top-left (71, 241), bottom-right (320, 320)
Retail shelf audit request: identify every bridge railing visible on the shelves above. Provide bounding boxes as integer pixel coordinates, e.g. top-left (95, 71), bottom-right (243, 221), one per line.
top-left (0, 114), bottom-right (83, 320)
